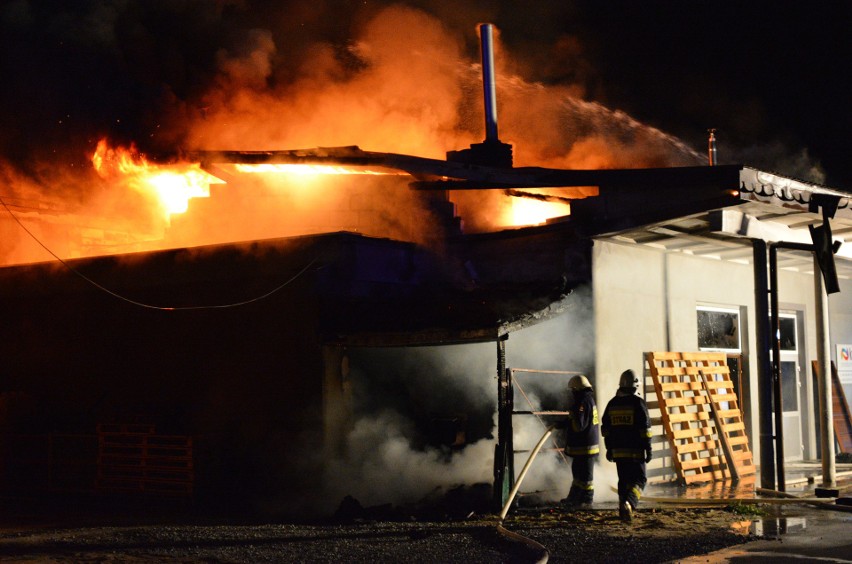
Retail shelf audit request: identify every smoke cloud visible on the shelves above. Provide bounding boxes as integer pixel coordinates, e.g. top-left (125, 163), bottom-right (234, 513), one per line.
top-left (320, 286), bottom-right (602, 511)
top-left (323, 409), bottom-right (495, 510)
top-left (1, 1), bottom-right (738, 267)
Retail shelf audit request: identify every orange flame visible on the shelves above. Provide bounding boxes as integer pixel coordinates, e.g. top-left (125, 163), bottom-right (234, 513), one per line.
top-left (233, 163), bottom-right (404, 176)
top-left (508, 198), bottom-right (571, 227)
top-left (92, 139), bottom-right (224, 218)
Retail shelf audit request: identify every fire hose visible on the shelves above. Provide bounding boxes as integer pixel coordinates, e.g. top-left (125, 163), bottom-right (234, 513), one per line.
top-left (495, 426), bottom-right (553, 563)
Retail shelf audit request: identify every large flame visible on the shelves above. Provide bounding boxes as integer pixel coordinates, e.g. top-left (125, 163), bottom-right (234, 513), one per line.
top-left (92, 139), bottom-right (224, 218)
top-left (509, 198), bottom-right (571, 227)
top-left (0, 6), bottom-right (693, 269)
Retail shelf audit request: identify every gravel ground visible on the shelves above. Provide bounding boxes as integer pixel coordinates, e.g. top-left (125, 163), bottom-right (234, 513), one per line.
top-left (0, 501), bottom-right (755, 563)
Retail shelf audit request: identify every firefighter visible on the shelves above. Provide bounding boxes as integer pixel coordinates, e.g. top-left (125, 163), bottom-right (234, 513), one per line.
top-left (601, 369), bottom-right (652, 522)
top-left (561, 374), bottom-right (600, 508)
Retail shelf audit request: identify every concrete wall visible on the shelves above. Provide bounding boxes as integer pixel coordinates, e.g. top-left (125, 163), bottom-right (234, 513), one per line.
top-left (592, 238), bottom-right (852, 470)
top-left (829, 277), bottom-right (852, 404)
top-left (592, 241), bottom-right (666, 405)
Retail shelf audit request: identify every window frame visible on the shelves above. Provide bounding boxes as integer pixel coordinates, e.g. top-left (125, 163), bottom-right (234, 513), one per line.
top-left (696, 305), bottom-right (742, 353)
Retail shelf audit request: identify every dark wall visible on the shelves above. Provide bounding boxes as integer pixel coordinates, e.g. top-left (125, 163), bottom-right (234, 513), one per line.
top-left (0, 240), bottom-right (326, 508)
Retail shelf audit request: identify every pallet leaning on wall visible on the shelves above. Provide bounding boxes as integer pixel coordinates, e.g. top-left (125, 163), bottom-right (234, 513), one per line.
top-left (811, 360), bottom-right (852, 454)
top-left (646, 351), bottom-right (756, 484)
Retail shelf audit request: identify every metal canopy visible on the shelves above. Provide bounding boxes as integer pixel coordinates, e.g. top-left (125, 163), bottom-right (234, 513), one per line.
top-left (600, 170), bottom-right (852, 280)
top-left (606, 204), bottom-right (852, 280)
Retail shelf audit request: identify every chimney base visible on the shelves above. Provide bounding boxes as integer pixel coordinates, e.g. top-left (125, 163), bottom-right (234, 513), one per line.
top-left (447, 140), bottom-right (513, 168)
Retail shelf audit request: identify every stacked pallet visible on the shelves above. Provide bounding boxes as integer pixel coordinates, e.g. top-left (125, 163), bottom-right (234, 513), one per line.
top-left (96, 423), bottom-right (194, 497)
top-left (646, 351), bottom-right (756, 484)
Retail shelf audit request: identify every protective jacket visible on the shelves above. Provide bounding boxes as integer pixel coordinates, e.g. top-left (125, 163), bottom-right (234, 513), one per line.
top-left (565, 389), bottom-right (600, 456)
top-left (601, 389), bottom-right (652, 459)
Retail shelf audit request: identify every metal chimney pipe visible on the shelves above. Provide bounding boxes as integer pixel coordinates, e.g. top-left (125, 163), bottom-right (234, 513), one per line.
top-left (708, 128), bottom-right (717, 166)
top-left (480, 23), bottom-right (499, 142)
top-left (446, 23), bottom-right (512, 167)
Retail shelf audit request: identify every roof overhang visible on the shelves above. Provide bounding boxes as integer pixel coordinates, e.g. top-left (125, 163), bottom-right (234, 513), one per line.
top-left (588, 167), bottom-right (852, 279)
top-left (194, 146), bottom-right (852, 282)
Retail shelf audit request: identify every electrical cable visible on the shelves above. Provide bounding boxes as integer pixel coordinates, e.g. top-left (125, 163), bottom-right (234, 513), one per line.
top-left (0, 195), bottom-right (318, 311)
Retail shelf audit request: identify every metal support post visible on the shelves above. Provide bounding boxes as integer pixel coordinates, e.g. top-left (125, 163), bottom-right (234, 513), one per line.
top-left (770, 240), bottom-right (823, 491)
top-left (493, 335), bottom-right (514, 511)
top-left (752, 240), bottom-right (776, 490)
top-left (769, 244), bottom-right (786, 491)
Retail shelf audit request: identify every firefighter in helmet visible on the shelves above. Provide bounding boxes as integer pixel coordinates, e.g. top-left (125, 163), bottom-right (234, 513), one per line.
top-left (561, 374), bottom-right (600, 508)
top-left (601, 369), bottom-right (652, 522)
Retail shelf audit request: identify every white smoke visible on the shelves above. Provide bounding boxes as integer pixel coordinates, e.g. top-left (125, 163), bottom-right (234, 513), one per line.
top-left (510, 410), bottom-right (569, 502)
top-left (507, 285), bottom-right (595, 376)
top-left (499, 285), bottom-right (619, 505)
top-left (322, 286), bottom-right (611, 510)
top-left (729, 142), bottom-right (826, 184)
top-left (323, 409), bottom-right (494, 509)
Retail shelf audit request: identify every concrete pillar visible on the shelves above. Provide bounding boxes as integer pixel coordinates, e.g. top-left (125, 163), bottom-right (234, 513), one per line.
top-left (814, 256), bottom-right (837, 488)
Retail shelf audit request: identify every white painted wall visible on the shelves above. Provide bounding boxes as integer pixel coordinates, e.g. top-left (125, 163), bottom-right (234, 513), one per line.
top-left (592, 238), bottom-right (852, 469)
top-left (829, 278), bottom-right (852, 404)
top-left (592, 241), bottom-right (666, 406)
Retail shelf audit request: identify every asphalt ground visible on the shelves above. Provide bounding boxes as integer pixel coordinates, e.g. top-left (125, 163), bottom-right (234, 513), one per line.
top-left (0, 501), bottom-right (751, 563)
top-left (0, 465), bottom-right (848, 563)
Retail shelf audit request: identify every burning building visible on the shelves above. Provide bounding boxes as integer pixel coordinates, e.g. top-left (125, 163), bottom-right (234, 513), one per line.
top-left (1, 6), bottom-right (851, 517)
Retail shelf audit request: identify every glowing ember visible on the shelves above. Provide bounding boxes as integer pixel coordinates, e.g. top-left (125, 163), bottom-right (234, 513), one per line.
top-left (233, 163), bottom-right (404, 176)
top-left (92, 139), bottom-right (223, 217)
top-left (510, 198), bottom-right (571, 227)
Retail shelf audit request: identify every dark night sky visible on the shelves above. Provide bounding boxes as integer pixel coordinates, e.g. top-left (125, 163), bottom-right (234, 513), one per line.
top-left (1, 1), bottom-right (850, 190)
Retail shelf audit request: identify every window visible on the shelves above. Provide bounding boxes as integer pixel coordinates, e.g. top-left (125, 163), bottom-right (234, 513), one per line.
top-left (697, 305), bottom-right (745, 414)
top-left (697, 306), bottom-right (741, 352)
top-left (779, 316), bottom-right (797, 352)
top-left (778, 313), bottom-right (799, 412)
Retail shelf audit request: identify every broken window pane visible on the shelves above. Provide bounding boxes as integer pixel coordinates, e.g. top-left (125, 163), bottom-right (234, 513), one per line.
top-left (697, 308), bottom-right (740, 351)
top-left (779, 316), bottom-right (797, 351)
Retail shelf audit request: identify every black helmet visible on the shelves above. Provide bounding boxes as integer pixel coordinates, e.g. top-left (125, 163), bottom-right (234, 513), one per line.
top-left (619, 369), bottom-right (638, 389)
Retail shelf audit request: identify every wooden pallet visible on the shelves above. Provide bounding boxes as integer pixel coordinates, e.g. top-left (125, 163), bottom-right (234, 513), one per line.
top-left (811, 361), bottom-right (852, 454)
top-left (96, 424), bottom-right (194, 496)
top-left (646, 352), bottom-right (756, 484)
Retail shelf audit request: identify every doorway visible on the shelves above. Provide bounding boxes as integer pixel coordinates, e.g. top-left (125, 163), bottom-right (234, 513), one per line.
top-left (778, 313), bottom-right (803, 461)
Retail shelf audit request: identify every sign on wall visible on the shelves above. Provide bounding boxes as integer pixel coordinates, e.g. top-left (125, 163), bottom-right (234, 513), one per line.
top-left (839, 345), bottom-right (852, 382)
top-left (837, 345), bottom-right (852, 402)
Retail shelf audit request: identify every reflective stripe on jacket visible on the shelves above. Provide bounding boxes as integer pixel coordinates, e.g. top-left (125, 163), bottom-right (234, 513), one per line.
top-left (565, 389), bottom-right (600, 457)
top-left (601, 389), bottom-right (651, 459)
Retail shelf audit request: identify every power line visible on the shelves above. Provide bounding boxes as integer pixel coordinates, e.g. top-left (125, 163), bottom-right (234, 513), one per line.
top-left (0, 195), bottom-right (318, 311)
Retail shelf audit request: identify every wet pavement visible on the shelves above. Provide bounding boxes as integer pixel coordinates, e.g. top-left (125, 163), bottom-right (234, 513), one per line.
top-left (670, 463), bottom-right (852, 563)
top-left (675, 508), bottom-right (852, 563)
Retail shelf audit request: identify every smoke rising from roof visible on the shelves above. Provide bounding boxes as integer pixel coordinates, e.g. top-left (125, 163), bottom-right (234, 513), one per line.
top-left (2, 1), bottom-right (845, 185)
top-left (1, 1), bottom-right (732, 266)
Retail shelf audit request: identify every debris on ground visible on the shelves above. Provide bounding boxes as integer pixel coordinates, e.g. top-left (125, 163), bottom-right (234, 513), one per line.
top-left (0, 501), bottom-right (756, 563)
